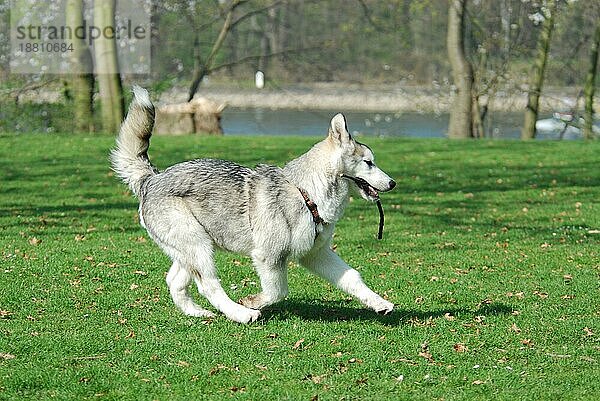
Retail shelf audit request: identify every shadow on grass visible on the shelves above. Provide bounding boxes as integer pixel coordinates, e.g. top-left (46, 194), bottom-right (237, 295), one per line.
top-left (262, 299), bottom-right (514, 326)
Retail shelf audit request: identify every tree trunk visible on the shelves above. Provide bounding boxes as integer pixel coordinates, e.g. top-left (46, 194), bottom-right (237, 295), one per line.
top-left (521, 1), bottom-right (556, 140)
top-left (472, 95), bottom-right (484, 138)
top-left (188, 0), bottom-right (240, 101)
top-left (583, 22), bottom-right (600, 140)
top-left (66, 0), bottom-right (94, 133)
top-left (93, 0), bottom-right (124, 133)
top-left (447, 0), bottom-right (474, 139)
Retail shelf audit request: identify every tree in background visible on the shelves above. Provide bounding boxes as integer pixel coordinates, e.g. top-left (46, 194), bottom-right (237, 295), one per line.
top-left (521, 1), bottom-right (557, 140)
top-left (447, 0), bottom-right (473, 138)
top-left (65, 0), bottom-right (94, 133)
top-left (185, 0), bottom-right (293, 101)
top-left (583, 22), bottom-right (600, 139)
top-left (93, 0), bottom-right (124, 133)
top-left (187, 0), bottom-right (243, 101)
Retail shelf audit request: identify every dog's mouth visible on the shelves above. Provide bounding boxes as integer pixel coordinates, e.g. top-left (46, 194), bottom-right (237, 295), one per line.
top-left (342, 175), bottom-right (381, 201)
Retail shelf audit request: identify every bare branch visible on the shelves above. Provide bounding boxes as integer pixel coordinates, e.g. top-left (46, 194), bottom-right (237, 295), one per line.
top-left (230, 0), bottom-right (285, 30)
top-left (208, 45), bottom-right (321, 73)
top-left (356, 0), bottom-right (391, 33)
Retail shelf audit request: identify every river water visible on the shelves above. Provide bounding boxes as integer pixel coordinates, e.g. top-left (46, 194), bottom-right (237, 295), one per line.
top-left (221, 108), bottom-right (542, 139)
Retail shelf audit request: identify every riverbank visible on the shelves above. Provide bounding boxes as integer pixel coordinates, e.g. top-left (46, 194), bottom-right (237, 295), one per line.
top-left (158, 82), bottom-right (589, 113)
top-left (6, 82), bottom-right (592, 114)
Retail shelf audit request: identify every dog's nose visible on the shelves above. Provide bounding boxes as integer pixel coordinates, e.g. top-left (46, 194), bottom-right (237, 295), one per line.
top-left (389, 179), bottom-right (396, 190)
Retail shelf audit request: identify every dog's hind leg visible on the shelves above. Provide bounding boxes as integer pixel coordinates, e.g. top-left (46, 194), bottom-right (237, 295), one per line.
top-left (144, 199), bottom-right (260, 323)
top-left (239, 250), bottom-right (288, 309)
top-left (166, 260), bottom-right (214, 318)
top-left (300, 247), bottom-right (394, 315)
top-left (190, 248), bottom-right (261, 323)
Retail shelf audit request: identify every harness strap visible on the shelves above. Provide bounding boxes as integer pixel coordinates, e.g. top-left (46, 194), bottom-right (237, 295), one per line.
top-left (298, 187), bottom-right (324, 226)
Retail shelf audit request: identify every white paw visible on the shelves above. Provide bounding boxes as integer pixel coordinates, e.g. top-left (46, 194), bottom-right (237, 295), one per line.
top-left (369, 298), bottom-right (394, 315)
top-left (227, 306), bottom-right (261, 324)
top-left (182, 306), bottom-right (215, 319)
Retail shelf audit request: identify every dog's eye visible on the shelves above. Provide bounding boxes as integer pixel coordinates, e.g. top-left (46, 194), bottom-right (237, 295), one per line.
top-left (364, 160), bottom-right (374, 167)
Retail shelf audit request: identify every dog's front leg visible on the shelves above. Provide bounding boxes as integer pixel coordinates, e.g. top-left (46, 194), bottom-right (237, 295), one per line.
top-left (300, 248), bottom-right (393, 315)
top-left (239, 251), bottom-right (289, 310)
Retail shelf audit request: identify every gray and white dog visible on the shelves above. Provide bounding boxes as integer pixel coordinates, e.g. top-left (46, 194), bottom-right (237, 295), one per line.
top-left (111, 87), bottom-right (396, 323)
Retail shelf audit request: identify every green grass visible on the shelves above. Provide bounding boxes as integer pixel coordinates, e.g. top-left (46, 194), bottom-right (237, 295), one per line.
top-left (0, 133), bottom-right (599, 400)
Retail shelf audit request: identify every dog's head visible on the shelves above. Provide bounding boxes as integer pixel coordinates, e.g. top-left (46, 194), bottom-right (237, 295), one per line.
top-left (328, 113), bottom-right (396, 202)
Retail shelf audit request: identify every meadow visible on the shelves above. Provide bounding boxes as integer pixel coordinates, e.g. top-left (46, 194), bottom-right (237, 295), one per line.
top-left (0, 133), bottom-right (598, 400)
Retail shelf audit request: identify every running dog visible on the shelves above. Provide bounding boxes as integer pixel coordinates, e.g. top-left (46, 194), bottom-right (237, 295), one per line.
top-left (111, 86), bottom-right (396, 323)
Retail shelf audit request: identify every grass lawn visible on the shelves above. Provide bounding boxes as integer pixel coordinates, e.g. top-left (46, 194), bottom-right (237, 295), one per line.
top-left (0, 133), bottom-right (599, 400)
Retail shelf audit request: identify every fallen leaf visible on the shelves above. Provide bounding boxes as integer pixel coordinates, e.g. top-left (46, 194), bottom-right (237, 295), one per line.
top-left (521, 338), bottom-right (534, 347)
top-left (0, 353), bottom-right (15, 360)
top-left (418, 351), bottom-right (434, 363)
top-left (510, 323), bottom-right (521, 333)
top-left (292, 338), bottom-right (305, 350)
top-left (453, 343), bottom-right (467, 353)
top-left (28, 237), bottom-right (41, 246)
top-left (209, 364), bottom-right (228, 375)
top-left (304, 373), bottom-right (326, 384)
top-left (472, 380), bottom-right (485, 385)
top-left (177, 360), bottom-right (190, 367)
top-left (583, 327), bottom-right (594, 336)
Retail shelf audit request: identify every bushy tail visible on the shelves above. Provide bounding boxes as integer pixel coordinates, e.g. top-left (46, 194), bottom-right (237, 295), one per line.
top-left (110, 86), bottom-right (157, 197)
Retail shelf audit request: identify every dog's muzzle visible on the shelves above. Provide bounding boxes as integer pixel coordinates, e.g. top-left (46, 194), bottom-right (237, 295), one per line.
top-left (341, 175), bottom-right (395, 201)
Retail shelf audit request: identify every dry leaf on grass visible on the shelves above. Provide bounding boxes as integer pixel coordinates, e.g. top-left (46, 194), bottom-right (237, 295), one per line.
top-left (453, 343), bottom-right (467, 353)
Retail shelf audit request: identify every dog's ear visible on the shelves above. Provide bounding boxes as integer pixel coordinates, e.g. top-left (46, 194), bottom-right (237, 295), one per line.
top-left (328, 113), bottom-right (352, 145)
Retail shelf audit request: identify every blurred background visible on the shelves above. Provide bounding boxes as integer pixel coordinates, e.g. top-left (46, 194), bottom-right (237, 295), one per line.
top-left (1, 0), bottom-right (599, 139)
